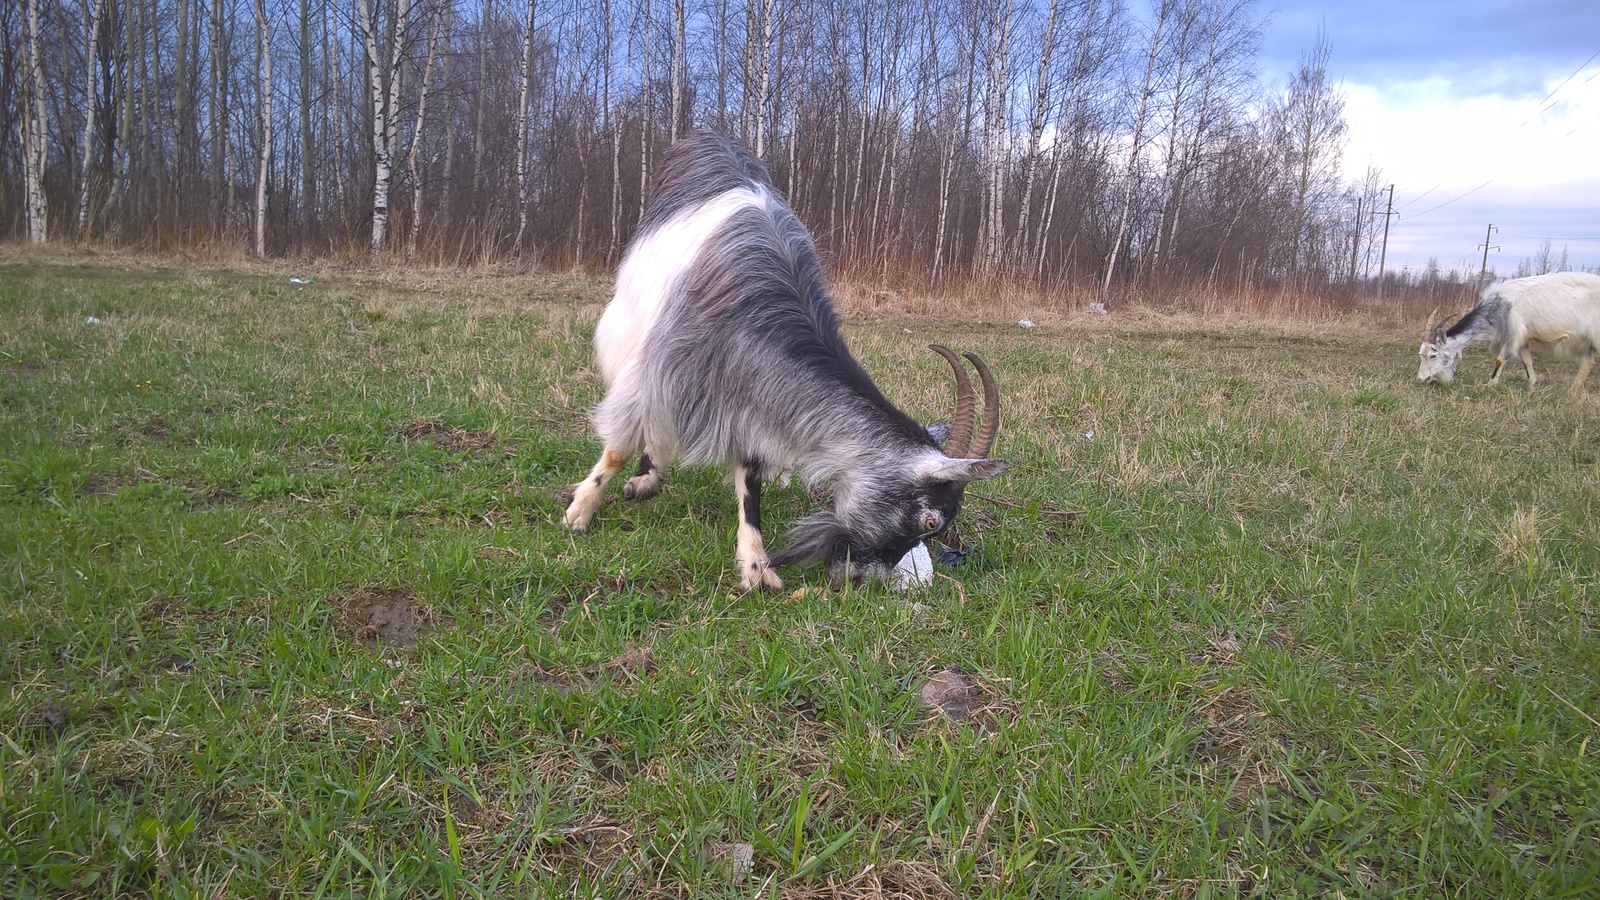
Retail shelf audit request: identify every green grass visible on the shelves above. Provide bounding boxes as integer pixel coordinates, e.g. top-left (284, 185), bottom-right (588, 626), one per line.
top-left (2, 253), bottom-right (1598, 897)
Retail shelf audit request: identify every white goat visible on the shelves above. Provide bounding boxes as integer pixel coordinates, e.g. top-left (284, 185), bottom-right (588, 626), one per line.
top-left (1417, 272), bottom-right (1600, 395)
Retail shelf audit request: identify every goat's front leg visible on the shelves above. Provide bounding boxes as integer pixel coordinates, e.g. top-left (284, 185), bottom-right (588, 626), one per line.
top-left (565, 446), bottom-right (631, 532)
top-left (733, 462), bottom-right (783, 592)
top-left (1490, 357), bottom-right (1506, 385)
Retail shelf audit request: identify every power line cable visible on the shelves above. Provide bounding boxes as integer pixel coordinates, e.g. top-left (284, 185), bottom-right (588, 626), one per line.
top-left (1402, 179), bottom-right (1495, 220)
top-left (1518, 46), bottom-right (1600, 126)
top-left (1397, 182), bottom-right (1442, 210)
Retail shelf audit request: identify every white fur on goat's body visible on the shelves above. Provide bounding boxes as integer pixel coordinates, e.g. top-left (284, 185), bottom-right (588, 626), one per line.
top-left (1419, 271), bottom-right (1600, 393)
top-left (590, 187), bottom-right (773, 469)
top-left (595, 188), bottom-right (770, 388)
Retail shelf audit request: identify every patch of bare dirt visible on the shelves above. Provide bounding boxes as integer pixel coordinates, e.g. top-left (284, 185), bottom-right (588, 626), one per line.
top-left (139, 414), bottom-right (173, 439)
top-left (1190, 683), bottom-right (1288, 802)
top-left (1096, 651), bottom-right (1135, 694)
top-left (330, 584), bottom-right (453, 649)
top-left (511, 645), bottom-right (659, 696)
top-left (779, 859), bottom-right (956, 899)
top-left (398, 417), bottom-right (499, 453)
top-left (81, 473), bottom-right (136, 497)
top-left (918, 668), bottom-right (1010, 728)
top-left (24, 698), bottom-right (69, 739)
top-left (706, 840), bottom-right (756, 884)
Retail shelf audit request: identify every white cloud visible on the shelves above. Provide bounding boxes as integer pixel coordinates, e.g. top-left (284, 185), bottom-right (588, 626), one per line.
top-left (1340, 68), bottom-right (1600, 272)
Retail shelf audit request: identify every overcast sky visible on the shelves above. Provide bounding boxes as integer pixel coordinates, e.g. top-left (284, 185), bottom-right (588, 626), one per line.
top-left (1257, 1), bottom-right (1600, 277)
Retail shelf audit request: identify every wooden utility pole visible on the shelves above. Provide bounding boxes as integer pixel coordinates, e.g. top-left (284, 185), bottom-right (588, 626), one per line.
top-left (1349, 195), bottom-right (1362, 284)
top-left (1376, 184), bottom-right (1394, 299)
top-left (1478, 224), bottom-right (1499, 284)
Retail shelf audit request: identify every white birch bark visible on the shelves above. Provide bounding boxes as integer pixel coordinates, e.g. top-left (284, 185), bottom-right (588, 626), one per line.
top-left (77, 0), bottom-right (109, 239)
top-left (1013, 0), bottom-right (1062, 268)
top-left (670, 0), bottom-right (685, 141)
top-left (22, 0), bottom-right (50, 242)
top-left (1104, 0), bottom-right (1170, 297)
top-left (359, 0), bottom-right (413, 254)
top-left (515, 0), bottom-right (539, 249)
top-left (408, 2), bottom-right (447, 258)
top-left (253, 0), bottom-right (273, 259)
top-left (753, 0), bottom-right (775, 157)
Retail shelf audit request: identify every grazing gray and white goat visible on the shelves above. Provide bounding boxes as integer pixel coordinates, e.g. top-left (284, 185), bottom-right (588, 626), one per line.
top-left (1417, 271), bottom-right (1600, 395)
top-left (564, 132), bottom-right (1008, 590)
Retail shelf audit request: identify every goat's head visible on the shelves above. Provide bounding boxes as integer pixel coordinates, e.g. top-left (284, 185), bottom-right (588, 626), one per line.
top-left (1417, 309), bottom-right (1462, 384)
top-left (770, 345), bottom-right (1009, 586)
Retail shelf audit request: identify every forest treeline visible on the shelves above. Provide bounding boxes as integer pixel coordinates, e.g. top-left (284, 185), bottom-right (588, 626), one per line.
top-left (5, 0), bottom-right (1416, 297)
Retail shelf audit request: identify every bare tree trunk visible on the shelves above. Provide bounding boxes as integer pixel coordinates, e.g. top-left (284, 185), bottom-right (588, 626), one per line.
top-left (753, 0), bottom-right (775, 156)
top-left (252, 0), bottom-right (273, 259)
top-left (1104, 0), bottom-right (1171, 297)
top-left (638, 0), bottom-right (653, 224)
top-left (408, 1), bottom-right (447, 258)
top-left (22, 0), bottom-right (50, 242)
top-left (670, 0), bottom-right (685, 141)
top-left (606, 0), bottom-right (622, 258)
top-left (77, 0), bottom-right (109, 239)
top-left (359, 0), bottom-right (413, 254)
top-left (979, 0), bottom-right (1016, 274)
top-left (212, 0), bottom-right (234, 234)
top-left (472, 0), bottom-right (494, 200)
top-left (327, 2), bottom-right (350, 233)
top-left (1013, 0), bottom-right (1062, 269)
top-left (515, 0), bottom-right (539, 249)
top-left (299, 0), bottom-right (317, 238)
top-left (436, 6), bottom-right (455, 224)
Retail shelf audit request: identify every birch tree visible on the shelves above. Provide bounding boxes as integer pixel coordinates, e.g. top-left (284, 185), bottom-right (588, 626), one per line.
top-left (21, 0), bottom-right (49, 242)
top-left (1104, 0), bottom-right (1171, 296)
top-left (515, 0), bottom-right (539, 249)
top-left (407, 1), bottom-right (448, 258)
top-left (77, 0), bottom-right (110, 238)
top-left (253, 0), bottom-right (273, 259)
top-left (358, 0), bottom-right (413, 253)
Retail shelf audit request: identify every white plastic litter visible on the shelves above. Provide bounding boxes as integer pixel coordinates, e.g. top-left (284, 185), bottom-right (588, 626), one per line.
top-left (893, 542), bottom-right (934, 591)
top-left (289, 277), bottom-right (314, 285)
top-left (1017, 318), bottom-right (1036, 328)
top-left (1087, 302), bottom-right (1107, 315)
top-left (84, 316), bottom-right (104, 325)
top-left (1083, 430), bottom-right (1095, 441)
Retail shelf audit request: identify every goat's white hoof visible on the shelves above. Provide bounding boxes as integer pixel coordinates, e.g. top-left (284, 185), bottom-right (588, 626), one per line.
top-left (564, 498), bottom-right (595, 533)
top-left (741, 560), bottom-right (783, 593)
top-left (622, 471), bottom-right (663, 500)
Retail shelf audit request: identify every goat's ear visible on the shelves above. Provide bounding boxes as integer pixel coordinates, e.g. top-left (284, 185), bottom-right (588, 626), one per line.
top-left (926, 422), bottom-right (953, 448)
top-left (917, 456), bottom-right (1010, 483)
top-left (770, 512), bottom-right (847, 567)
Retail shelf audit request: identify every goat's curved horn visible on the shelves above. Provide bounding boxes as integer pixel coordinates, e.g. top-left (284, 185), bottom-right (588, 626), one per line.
top-left (1430, 312), bottom-right (1459, 346)
top-left (929, 344), bottom-right (975, 458)
top-left (1423, 307), bottom-right (1441, 340)
top-left (963, 350), bottom-right (1000, 458)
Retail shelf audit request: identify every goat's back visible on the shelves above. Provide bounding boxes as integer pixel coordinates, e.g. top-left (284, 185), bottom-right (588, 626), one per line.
top-left (1493, 272), bottom-right (1600, 349)
top-left (637, 132), bottom-right (777, 237)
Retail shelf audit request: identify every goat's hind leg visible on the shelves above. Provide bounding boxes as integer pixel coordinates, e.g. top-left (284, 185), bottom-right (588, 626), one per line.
top-left (1520, 349), bottom-right (1537, 388)
top-left (733, 462), bottom-right (783, 592)
top-left (1571, 349), bottom-right (1595, 397)
top-left (622, 450), bottom-right (666, 500)
top-left (565, 446), bottom-right (631, 533)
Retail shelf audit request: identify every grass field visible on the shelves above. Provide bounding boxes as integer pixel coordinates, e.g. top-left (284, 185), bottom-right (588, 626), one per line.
top-left (2, 252), bottom-right (1598, 898)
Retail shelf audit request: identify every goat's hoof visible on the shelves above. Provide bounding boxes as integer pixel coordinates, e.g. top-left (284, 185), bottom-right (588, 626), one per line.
top-left (622, 473), bottom-right (662, 501)
top-left (741, 563), bottom-right (784, 593)
top-left (563, 507), bottom-right (593, 533)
